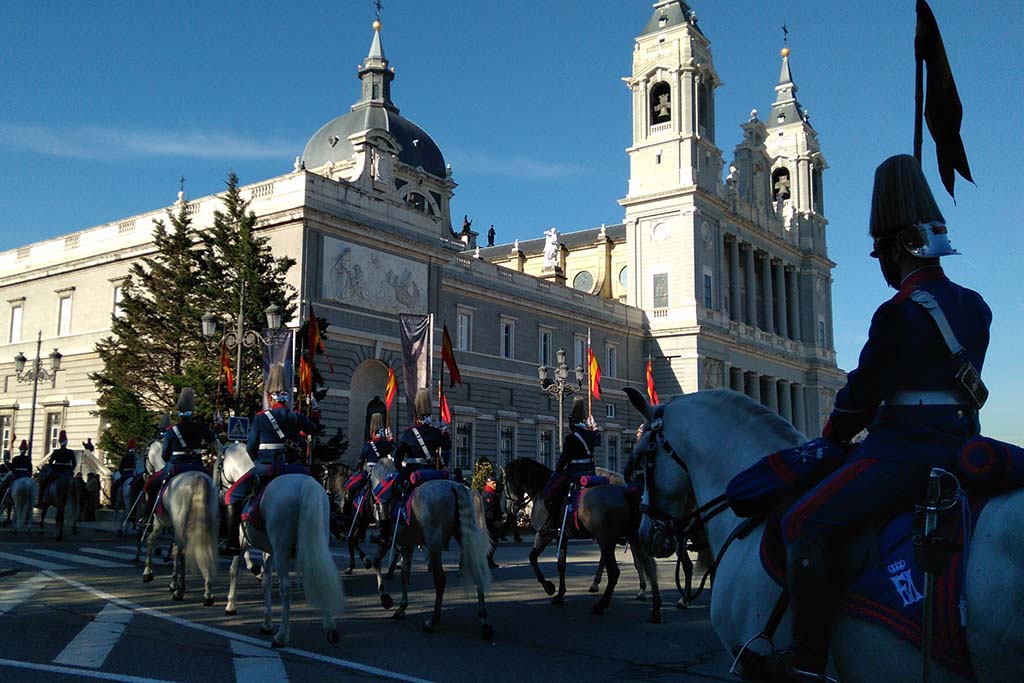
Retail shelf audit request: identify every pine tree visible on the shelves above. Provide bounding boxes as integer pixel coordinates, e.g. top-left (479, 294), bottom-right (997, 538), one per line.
top-left (92, 202), bottom-right (211, 456)
top-left (471, 457), bottom-right (496, 492)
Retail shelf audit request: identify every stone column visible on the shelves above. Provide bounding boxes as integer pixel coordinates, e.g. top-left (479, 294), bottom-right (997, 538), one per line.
top-left (792, 384), bottom-right (806, 435)
top-left (743, 245), bottom-right (757, 328)
top-left (722, 361), bottom-right (733, 390)
top-left (764, 377), bottom-right (779, 412)
top-left (778, 380), bottom-right (793, 422)
top-left (788, 267), bottom-right (802, 342)
top-left (746, 371), bottom-right (761, 403)
top-left (760, 252), bottom-right (774, 334)
top-left (728, 237), bottom-right (741, 322)
top-left (774, 261), bottom-right (788, 339)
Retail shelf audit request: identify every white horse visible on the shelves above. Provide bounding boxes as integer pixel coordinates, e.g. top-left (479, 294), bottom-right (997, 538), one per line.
top-left (625, 387), bottom-right (1024, 683)
top-left (111, 453), bottom-right (148, 536)
top-left (369, 460), bottom-right (494, 637)
top-left (8, 477), bottom-right (38, 534)
top-left (142, 470), bottom-right (219, 606)
top-left (222, 444), bottom-right (344, 648)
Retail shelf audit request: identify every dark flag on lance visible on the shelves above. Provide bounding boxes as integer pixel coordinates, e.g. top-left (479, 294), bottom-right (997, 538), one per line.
top-left (399, 313), bottom-right (431, 424)
top-left (915, 0), bottom-right (974, 199)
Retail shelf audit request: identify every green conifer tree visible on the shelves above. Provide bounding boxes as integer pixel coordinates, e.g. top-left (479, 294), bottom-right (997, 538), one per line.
top-left (471, 457), bottom-right (496, 492)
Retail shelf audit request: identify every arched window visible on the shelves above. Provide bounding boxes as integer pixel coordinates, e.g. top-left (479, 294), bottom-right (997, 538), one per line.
top-left (772, 167), bottom-right (792, 201)
top-left (698, 81), bottom-right (711, 135)
top-left (405, 191), bottom-right (436, 216)
top-left (650, 82), bottom-right (672, 125)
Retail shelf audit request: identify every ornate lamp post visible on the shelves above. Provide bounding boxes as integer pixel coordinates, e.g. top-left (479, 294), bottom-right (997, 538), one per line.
top-left (538, 347), bottom-right (584, 445)
top-left (13, 331), bottom-right (63, 458)
top-left (202, 288), bottom-right (283, 401)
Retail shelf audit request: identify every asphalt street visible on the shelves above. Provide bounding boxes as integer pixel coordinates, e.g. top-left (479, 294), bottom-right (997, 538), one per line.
top-left (0, 516), bottom-right (734, 683)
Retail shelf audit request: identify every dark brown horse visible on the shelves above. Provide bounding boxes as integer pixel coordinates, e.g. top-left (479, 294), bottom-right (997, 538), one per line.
top-left (35, 466), bottom-right (85, 540)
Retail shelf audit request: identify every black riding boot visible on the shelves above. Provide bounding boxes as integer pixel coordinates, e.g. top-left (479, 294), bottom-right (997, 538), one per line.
top-left (542, 496), bottom-right (562, 535)
top-left (765, 538), bottom-right (840, 682)
top-left (219, 501), bottom-right (242, 557)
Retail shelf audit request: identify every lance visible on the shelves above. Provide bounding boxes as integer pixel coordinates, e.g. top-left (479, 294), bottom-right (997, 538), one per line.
top-left (919, 468), bottom-right (943, 683)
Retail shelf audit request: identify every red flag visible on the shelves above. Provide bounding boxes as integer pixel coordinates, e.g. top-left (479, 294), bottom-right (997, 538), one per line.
top-left (439, 389), bottom-right (452, 425)
top-left (299, 354), bottom-right (313, 396)
top-left (220, 340), bottom-right (235, 397)
top-left (384, 367), bottom-right (398, 412)
top-left (587, 347), bottom-right (602, 401)
top-left (916, 0), bottom-right (973, 198)
top-left (646, 358), bottom-right (659, 405)
top-left (441, 323), bottom-right (462, 387)
top-left (307, 303), bottom-right (335, 373)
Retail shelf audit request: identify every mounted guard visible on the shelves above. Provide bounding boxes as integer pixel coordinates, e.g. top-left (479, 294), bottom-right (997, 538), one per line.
top-left (220, 363), bottom-right (318, 556)
top-left (0, 441), bottom-right (30, 507)
top-left (541, 396), bottom-right (601, 533)
top-left (36, 430), bottom-right (76, 509)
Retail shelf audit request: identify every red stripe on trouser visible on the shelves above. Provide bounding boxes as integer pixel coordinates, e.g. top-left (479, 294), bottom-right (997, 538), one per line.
top-left (225, 471), bottom-right (253, 503)
top-left (783, 459), bottom-right (877, 542)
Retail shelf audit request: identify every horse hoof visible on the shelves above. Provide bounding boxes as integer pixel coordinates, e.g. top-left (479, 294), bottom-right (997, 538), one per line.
top-left (343, 568), bottom-right (353, 576)
top-left (249, 564), bottom-right (262, 577)
top-left (363, 559), bottom-right (372, 570)
top-left (542, 581), bottom-right (555, 596)
top-left (259, 626), bottom-right (274, 635)
top-left (392, 611), bottom-right (405, 621)
top-left (648, 612), bottom-right (662, 624)
top-left (588, 583), bottom-right (599, 593)
top-left (224, 609), bottom-right (237, 617)
top-left (380, 594), bottom-right (393, 610)
top-left (326, 629), bottom-right (340, 646)
top-left (481, 624), bottom-right (495, 640)
top-left (422, 621), bottom-right (434, 632)
top-left (271, 639), bottom-right (286, 649)
top-left (172, 593), bottom-right (183, 602)
top-left (142, 573), bottom-right (154, 584)
top-left (675, 599), bottom-right (688, 610)
top-left (635, 592), bottom-right (647, 602)
top-left (203, 597), bottom-right (215, 607)
top-left (551, 595), bottom-right (564, 606)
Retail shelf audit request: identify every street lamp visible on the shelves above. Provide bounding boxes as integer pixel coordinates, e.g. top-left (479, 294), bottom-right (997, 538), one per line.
top-left (13, 331), bottom-right (62, 459)
top-left (538, 347), bottom-right (584, 445)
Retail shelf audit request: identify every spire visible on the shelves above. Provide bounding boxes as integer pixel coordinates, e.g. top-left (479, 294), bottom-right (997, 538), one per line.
top-left (353, 18), bottom-right (398, 113)
top-left (767, 45), bottom-right (808, 128)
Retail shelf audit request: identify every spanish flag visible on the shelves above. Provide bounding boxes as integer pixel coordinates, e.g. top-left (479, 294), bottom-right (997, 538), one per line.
top-left (299, 354), bottom-right (313, 396)
top-left (384, 367), bottom-right (398, 412)
top-left (220, 340), bottom-right (235, 397)
top-left (308, 303), bottom-right (335, 373)
top-left (439, 389), bottom-right (452, 425)
top-left (646, 357), bottom-right (659, 405)
top-left (587, 347), bottom-right (601, 401)
top-left (441, 323), bottom-right (462, 387)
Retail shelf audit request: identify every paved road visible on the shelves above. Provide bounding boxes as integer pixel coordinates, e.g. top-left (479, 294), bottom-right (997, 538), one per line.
top-left (0, 517), bottom-right (734, 682)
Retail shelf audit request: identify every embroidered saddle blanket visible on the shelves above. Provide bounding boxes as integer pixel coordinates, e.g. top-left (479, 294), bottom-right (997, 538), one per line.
top-left (241, 465), bottom-right (312, 533)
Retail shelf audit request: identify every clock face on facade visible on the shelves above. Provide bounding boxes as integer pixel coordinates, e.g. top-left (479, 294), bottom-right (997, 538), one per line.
top-left (573, 270), bottom-right (595, 292)
top-left (619, 265), bottom-right (629, 289)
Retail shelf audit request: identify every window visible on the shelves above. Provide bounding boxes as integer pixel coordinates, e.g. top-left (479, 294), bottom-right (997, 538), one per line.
top-left (500, 317), bottom-right (515, 359)
top-left (9, 304), bottom-right (22, 343)
top-left (539, 428), bottom-right (554, 469)
top-left (572, 271), bottom-right (594, 292)
top-left (112, 285), bottom-right (125, 319)
top-left (653, 273), bottom-right (669, 309)
top-left (455, 421), bottom-right (473, 469)
top-left (456, 310), bottom-right (472, 351)
top-left (606, 344), bottom-right (618, 379)
top-left (538, 327), bottom-right (552, 367)
top-left (649, 81), bottom-right (672, 124)
top-left (606, 435), bottom-right (620, 474)
top-left (498, 424), bottom-right (515, 467)
top-left (46, 412), bottom-right (62, 452)
top-left (1, 415), bottom-right (11, 457)
top-left (618, 266), bottom-right (629, 290)
top-left (573, 335), bottom-right (586, 369)
top-left (57, 295), bottom-right (72, 336)
top-left (703, 270), bottom-right (714, 309)
top-left (606, 403), bottom-right (616, 419)
top-left (818, 318), bottom-right (827, 349)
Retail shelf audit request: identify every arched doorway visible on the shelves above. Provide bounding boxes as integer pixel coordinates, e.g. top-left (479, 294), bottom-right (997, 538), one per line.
top-left (348, 359), bottom-right (391, 461)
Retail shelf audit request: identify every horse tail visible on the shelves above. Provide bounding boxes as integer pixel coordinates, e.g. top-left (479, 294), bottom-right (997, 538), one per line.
top-left (455, 484), bottom-right (492, 594)
top-left (63, 477), bottom-right (81, 528)
top-left (13, 478), bottom-right (36, 530)
top-left (296, 479), bottom-right (345, 618)
top-left (184, 475), bottom-right (218, 580)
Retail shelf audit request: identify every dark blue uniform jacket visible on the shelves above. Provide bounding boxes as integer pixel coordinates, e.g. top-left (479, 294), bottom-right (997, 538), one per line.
top-left (161, 421), bottom-right (213, 463)
top-left (360, 437), bottom-right (395, 467)
top-left (246, 404), bottom-right (317, 463)
top-left (394, 424), bottom-right (451, 470)
top-left (48, 447), bottom-right (77, 472)
top-left (556, 427), bottom-right (601, 476)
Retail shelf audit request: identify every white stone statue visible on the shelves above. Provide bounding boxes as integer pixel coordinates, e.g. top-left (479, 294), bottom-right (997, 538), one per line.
top-left (293, 156), bottom-right (303, 172)
top-left (512, 238), bottom-right (520, 253)
top-left (542, 227), bottom-right (560, 269)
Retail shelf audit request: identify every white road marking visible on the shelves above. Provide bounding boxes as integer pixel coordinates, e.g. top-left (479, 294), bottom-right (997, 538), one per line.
top-left (0, 574), bottom-right (48, 616)
top-left (0, 550), bottom-right (72, 571)
top-left (53, 602), bottom-right (133, 669)
top-left (78, 548), bottom-right (144, 562)
top-left (0, 657), bottom-right (177, 683)
top-left (44, 571), bottom-right (435, 683)
top-left (231, 639), bottom-right (289, 683)
top-left (25, 549), bottom-right (130, 569)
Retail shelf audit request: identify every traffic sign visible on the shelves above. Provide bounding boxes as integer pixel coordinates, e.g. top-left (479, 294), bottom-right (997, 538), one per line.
top-left (227, 417), bottom-right (250, 441)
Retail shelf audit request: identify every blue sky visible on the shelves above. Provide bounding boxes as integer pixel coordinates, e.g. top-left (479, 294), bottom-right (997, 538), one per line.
top-left (1, 1), bottom-right (1021, 443)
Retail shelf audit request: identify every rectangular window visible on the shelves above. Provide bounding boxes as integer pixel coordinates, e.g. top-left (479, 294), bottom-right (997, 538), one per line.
top-left (46, 412), bottom-right (62, 452)
top-left (703, 272), bottom-right (713, 309)
top-left (653, 273), bottom-right (669, 309)
top-left (606, 435), bottom-right (620, 473)
top-left (500, 317), bottom-right (515, 359)
top-left (606, 344), bottom-right (618, 378)
top-left (112, 285), bottom-right (125, 319)
top-left (499, 424), bottom-right (515, 467)
top-left (573, 334), bottom-right (586, 369)
top-left (538, 327), bottom-right (552, 367)
top-left (456, 310), bottom-right (472, 351)
top-left (9, 304), bottom-right (22, 344)
top-left (818, 318), bottom-right (827, 348)
top-left (539, 428), bottom-right (554, 469)
top-left (57, 295), bottom-right (72, 336)
top-left (455, 421), bottom-right (473, 469)
top-left (1, 415), bottom-right (12, 457)
top-left (606, 403), bottom-right (616, 419)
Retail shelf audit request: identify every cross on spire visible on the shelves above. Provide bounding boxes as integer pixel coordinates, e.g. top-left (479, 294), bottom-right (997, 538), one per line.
top-left (373, 0), bottom-right (383, 21)
top-left (782, 23), bottom-right (789, 45)
top-left (179, 175), bottom-right (186, 193)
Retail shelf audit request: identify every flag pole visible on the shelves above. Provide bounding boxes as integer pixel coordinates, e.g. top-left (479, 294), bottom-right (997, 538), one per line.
top-left (587, 328), bottom-right (593, 419)
top-left (914, 34), bottom-right (924, 162)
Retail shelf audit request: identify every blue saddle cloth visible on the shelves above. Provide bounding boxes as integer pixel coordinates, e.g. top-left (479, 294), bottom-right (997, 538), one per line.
top-left (726, 438), bottom-right (846, 518)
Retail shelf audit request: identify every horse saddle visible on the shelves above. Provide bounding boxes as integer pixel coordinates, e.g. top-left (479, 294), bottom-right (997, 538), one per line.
top-left (242, 486), bottom-right (270, 532)
top-left (561, 475), bottom-right (612, 534)
top-left (344, 470), bottom-right (368, 493)
top-left (391, 469), bottom-right (448, 526)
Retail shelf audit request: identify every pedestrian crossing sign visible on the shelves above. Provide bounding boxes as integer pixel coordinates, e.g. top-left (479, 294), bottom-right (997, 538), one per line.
top-left (227, 417), bottom-right (249, 441)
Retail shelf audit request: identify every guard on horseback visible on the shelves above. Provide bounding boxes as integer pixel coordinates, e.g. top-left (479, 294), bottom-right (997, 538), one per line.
top-left (36, 430), bottom-right (76, 509)
top-left (118, 439), bottom-right (138, 481)
top-left (542, 397), bottom-right (600, 533)
top-left (142, 388), bottom-right (214, 525)
top-left (0, 441), bottom-right (29, 507)
top-left (359, 412), bottom-right (394, 471)
top-left (763, 155), bottom-right (991, 682)
top-left (220, 364), bottom-right (317, 556)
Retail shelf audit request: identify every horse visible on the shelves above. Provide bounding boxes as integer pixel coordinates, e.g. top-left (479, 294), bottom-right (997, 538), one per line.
top-left (6, 476), bottom-right (38, 534)
top-left (340, 467), bottom-right (377, 575)
top-left (221, 442), bottom-right (344, 648)
top-left (35, 466), bottom-right (84, 540)
top-left (111, 454), bottom-right (148, 537)
top-left (369, 460), bottom-right (494, 637)
top-left (141, 470), bottom-right (219, 606)
top-left (625, 387), bottom-right (1024, 683)
top-left (503, 456), bottom-right (663, 622)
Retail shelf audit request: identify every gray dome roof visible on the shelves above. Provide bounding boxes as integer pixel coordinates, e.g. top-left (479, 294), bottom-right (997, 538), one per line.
top-left (303, 106), bottom-right (446, 178)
